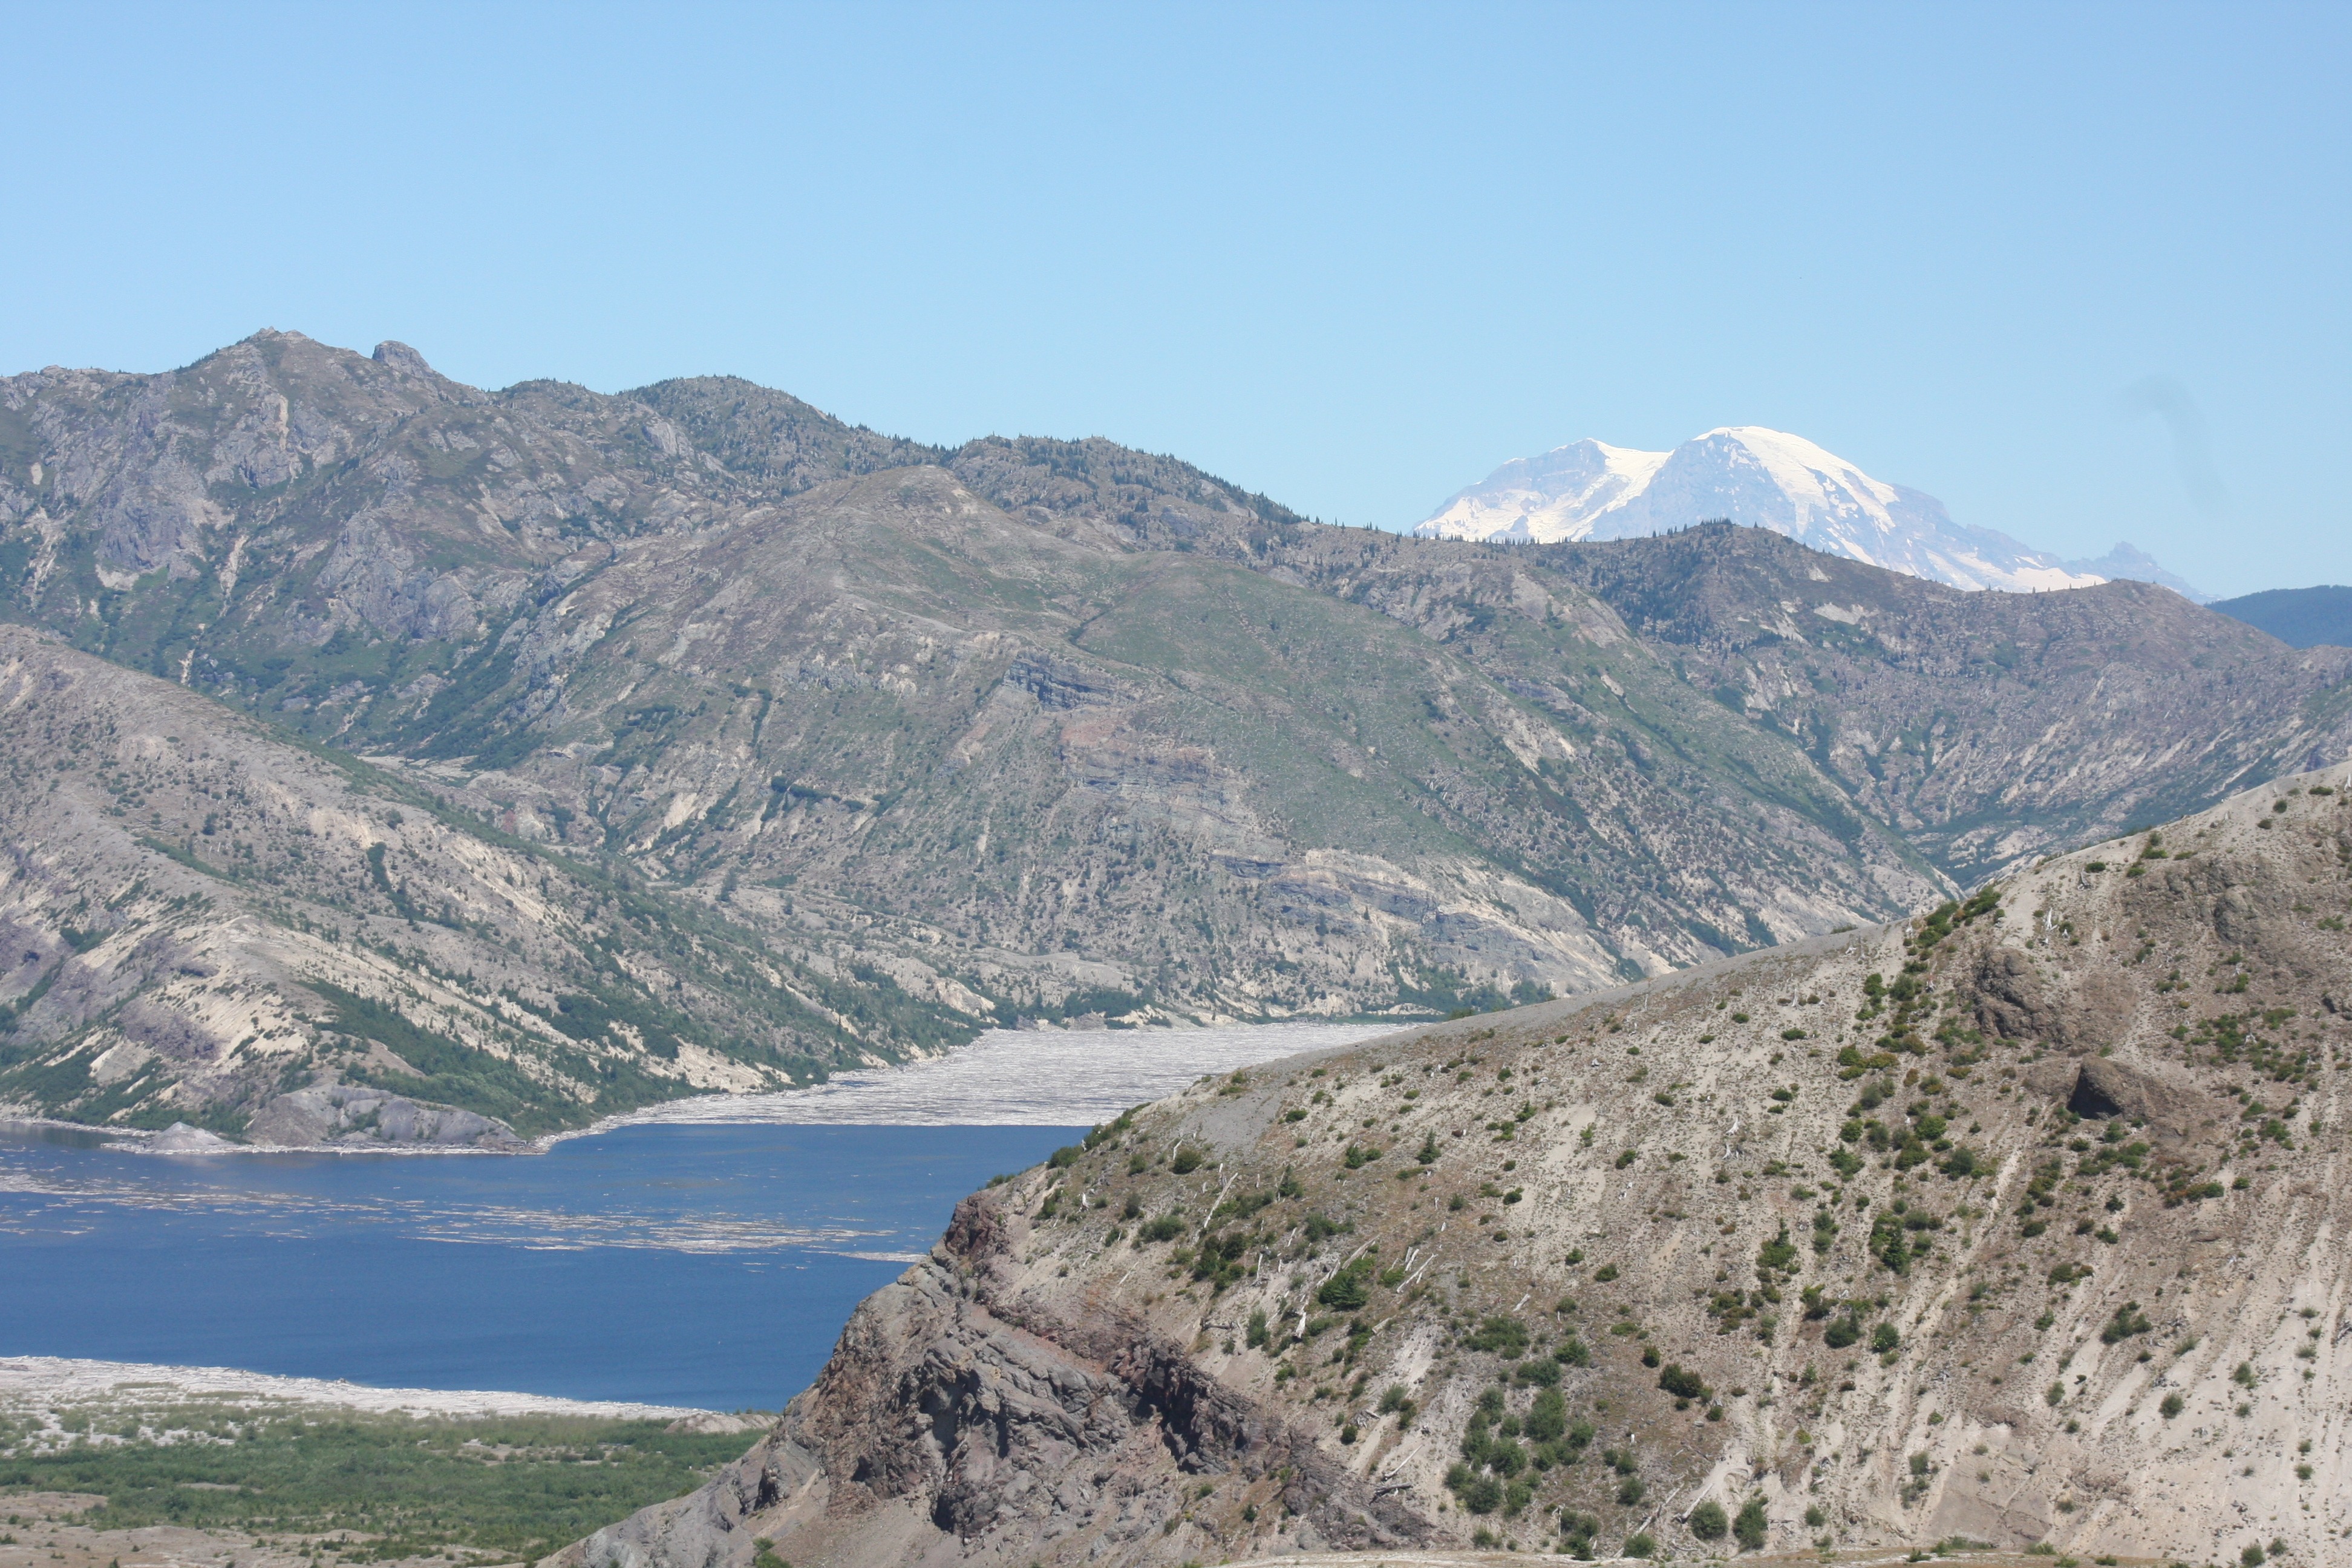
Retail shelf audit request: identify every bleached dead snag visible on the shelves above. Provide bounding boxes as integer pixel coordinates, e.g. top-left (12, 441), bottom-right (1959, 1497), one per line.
top-left (569, 763), bottom-right (2352, 1567)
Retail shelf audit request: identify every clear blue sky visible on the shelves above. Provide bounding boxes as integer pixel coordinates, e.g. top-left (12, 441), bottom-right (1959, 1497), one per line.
top-left (5, 2), bottom-right (2345, 596)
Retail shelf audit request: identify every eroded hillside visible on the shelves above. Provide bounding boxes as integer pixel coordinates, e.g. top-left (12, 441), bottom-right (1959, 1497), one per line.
top-left (575, 767), bottom-right (2352, 1565)
top-left (0, 629), bottom-right (969, 1140)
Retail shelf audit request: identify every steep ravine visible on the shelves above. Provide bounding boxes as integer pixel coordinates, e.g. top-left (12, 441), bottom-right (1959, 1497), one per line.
top-left (574, 766), bottom-right (2352, 1565)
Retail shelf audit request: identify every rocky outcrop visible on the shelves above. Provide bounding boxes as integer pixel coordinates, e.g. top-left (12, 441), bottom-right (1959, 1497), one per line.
top-left (244, 1084), bottom-right (523, 1149)
top-left (580, 765), bottom-right (2352, 1566)
top-left (575, 1190), bottom-right (1431, 1568)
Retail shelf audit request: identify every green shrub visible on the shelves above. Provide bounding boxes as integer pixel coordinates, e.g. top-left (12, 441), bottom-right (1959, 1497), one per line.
top-left (1689, 1498), bottom-right (1729, 1540)
top-left (0, 1406), bottom-right (756, 1561)
top-left (1448, 1468), bottom-right (1501, 1514)
top-left (1733, 1494), bottom-right (1768, 1550)
top-left (2100, 1301), bottom-right (2153, 1344)
top-left (1316, 1264), bottom-right (1370, 1311)
top-left (1169, 1146), bottom-right (1203, 1174)
top-left (1657, 1364), bottom-right (1707, 1400)
top-left (1465, 1315), bottom-right (1529, 1356)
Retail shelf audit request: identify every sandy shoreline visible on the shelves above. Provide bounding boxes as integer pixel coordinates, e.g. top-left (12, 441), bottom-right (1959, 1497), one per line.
top-left (0, 1354), bottom-right (727, 1421)
top-left (4, 1020), bottom-right (1400, 1158)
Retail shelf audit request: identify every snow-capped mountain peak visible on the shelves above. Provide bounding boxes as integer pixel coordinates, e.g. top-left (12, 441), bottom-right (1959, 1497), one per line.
top-left (1415, 426), bottom-right (2120, 595)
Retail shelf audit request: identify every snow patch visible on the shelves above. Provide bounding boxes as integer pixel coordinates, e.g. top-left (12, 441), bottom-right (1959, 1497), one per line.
top-left (1415, 425), bottom-right (2128, 598)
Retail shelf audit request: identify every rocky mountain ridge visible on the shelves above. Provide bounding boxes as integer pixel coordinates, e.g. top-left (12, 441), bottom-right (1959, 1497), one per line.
top-left (6, 332), bottom-right (2352, 1132)
top-left (575, 764), bottom-right (2352, 1566)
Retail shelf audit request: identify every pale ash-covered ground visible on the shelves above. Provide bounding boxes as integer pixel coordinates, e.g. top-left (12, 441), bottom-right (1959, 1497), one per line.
top-left (575, 766), bottom-right (2352, 1567)
top-left (0, 1359), bottom-right (727, 1426)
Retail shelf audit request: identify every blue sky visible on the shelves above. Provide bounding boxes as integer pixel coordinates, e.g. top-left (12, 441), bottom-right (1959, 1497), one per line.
top-left (4, 2), bottom-right (2344, 596)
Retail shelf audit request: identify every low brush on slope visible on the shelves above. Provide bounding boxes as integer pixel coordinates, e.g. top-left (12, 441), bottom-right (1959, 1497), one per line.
top-left (571, 766), bottom-right (2352, 1564)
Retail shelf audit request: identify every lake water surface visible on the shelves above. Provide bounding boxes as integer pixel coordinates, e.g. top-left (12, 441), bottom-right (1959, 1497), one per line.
top-left (0, 1121), bottom-right (1077, 1411)
top-left (2, 1022), bottom-right (1393, 1410)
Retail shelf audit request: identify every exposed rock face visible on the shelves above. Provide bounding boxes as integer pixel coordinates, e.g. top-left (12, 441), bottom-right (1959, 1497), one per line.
top-left (244, 1084), bottom-right (523, 1149)
top-left (580, 766), bottom-right (2352, 1564)
top-left (575, 1194), bottom-right (1433, 1568)
top-left (7, 334), bottom-right (2350, 1030)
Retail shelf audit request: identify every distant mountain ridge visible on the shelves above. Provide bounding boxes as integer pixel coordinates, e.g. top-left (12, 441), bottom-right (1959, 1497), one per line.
top-left (2060, 540), bottom-right (2212, 603)
top-left (1416, 425), bottom-right (2200, 599)
top-left (2211, 584), bottom-right (2352, 648)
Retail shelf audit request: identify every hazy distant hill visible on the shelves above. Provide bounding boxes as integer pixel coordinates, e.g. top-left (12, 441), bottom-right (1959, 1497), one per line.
top-left (0, 628), bottom-right (967, 1141)
top-left (2060, 540), bottom-right (2210, 603)
top-left (2210, 584), bottom-right (2352, 648)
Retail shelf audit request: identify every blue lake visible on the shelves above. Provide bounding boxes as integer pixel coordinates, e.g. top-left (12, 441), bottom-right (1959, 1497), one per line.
top-left (0, 1122), bottom-right (1080, 1411)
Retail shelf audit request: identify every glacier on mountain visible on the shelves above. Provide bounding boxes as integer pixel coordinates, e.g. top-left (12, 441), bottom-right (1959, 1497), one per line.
top-left (1415, 425), bottom-right (2166, 595)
